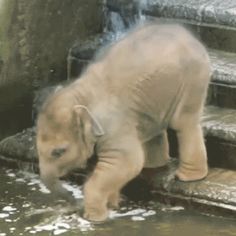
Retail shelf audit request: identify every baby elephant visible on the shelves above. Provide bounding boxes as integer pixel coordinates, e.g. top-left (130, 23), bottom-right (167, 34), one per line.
top-left (36, 23), bottom-right (211, 222)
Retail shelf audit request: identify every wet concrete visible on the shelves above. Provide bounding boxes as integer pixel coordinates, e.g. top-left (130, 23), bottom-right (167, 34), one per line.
top-left (0, 167), bottom-right (236, 236)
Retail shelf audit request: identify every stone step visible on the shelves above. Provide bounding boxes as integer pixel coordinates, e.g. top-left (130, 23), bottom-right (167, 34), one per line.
top-left (106, 0), bottom-right (236, 53)
top-left (149, 159), bottom-right (236, 217)
top-left (106, 0), bottom-right (236, 26)
top-left (207, 49), bottom-right (236, 109)
top-left (202, 106), bottom-right (236, 170)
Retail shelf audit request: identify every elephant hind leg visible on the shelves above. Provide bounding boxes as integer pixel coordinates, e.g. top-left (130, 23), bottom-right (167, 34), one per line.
top-left (143, 131), bottom-right (170, 168)
top-left (170, 113), bottom-right (208, 181)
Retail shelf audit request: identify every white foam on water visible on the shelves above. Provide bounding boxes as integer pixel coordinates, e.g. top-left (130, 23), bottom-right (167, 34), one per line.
top-left (161, 206), bottom-right (185, 212)
top-left (77, 217), bottom-right (93, 230)
top-left (15, 178), bottom-right (26, 183)
top-left (53, 229), bottom-right (67, 235)
top-left (2, 206), bottom-right (17, 212)
top-left (62, 182), bottom-right (83, 200)
top-left (131, 216), bottom-right (145, 221)
top-left (110, 208), bottom-right (156, 220)
top-left (9, 227), bottom-right (16, 232)
top-left (5, 219), bottom-right (12, 222)
top-left (38, 183), bottom-right (51, 194)
top-left (22, 203), bottom-right (31, 208)
top-left (14, 170), bottom-right (51, 194)
top-left (4, 169), bottom-right (162, 235)
top-left (32, 214), bottom-right (94, 235)
top-left (169, 206), bottom-right (185, 211)
top-left (29, 230), bottom-right (37, 234)
top-left (142, 210), bottom-right (156, 217)
top-left (0, 213), bottom-right (9, 219)
top-left (6, 172), bottom-right (16, 178)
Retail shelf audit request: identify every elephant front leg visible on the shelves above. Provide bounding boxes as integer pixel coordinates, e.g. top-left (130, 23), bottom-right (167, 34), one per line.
top-left (83, 145), bottom-right (145, 222)
top-left (175, 123), bottom-right (208, 181)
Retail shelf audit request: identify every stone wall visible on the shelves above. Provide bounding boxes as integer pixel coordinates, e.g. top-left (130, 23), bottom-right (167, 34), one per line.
top-left (0, 0), bottom-right (104, 140)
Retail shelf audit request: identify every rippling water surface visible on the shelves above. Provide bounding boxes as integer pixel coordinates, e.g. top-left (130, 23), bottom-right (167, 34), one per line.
top-left (0, 167), bottom-right (235, 236)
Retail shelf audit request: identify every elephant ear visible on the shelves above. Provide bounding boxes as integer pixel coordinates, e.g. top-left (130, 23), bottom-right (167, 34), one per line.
top-left (74, 105), bottom-right (105, 137)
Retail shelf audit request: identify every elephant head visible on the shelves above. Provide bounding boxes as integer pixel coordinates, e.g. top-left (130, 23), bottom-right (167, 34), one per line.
top-left (36, 90), bottom-right (104, 201)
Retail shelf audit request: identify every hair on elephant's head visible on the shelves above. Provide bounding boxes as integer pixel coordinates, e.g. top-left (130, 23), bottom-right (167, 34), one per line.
top-left (36, 90), bottom-right (104, 201)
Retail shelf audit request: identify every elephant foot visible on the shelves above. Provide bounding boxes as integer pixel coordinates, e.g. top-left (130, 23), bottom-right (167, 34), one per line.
top-left (83, 207), bottom-right (109, 223)
top-left (175, 165), bottom-right (208, 182)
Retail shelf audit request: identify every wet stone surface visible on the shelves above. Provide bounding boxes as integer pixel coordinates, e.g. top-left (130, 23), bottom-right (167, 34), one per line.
top-left (208, 82), bottom-right (236, 109)
top-left (209, 49), bottom-right (236, 85)
top-left (0, 167), bottom-right (236, 236)
top-left (0, 128), bottom-right (37, 163)
top-left (152, 160), bottom-right (236, 216)
top-left (143, 0), bottom-right (236, 28)
top-left (106, 0), bottom-right (236, 53)
top-left (202, 106), bottom-right (236, 144)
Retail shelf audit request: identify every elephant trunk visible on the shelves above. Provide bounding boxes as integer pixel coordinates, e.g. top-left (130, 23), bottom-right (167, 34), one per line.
top-left (40, 169), bottom-right (76, 204)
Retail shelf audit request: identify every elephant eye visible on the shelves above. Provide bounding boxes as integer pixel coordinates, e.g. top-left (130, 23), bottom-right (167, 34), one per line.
top-left (51, 147), bottom-right (67, 159)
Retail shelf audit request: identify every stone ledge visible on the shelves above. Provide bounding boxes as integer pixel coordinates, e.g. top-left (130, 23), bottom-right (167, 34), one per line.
top-left (106, 0), bottom-right (236, 52)
top-left (144, 0), bottom-right (236, 29)
top-left (202, 106), bottom-right (236, 170)
top-left (207, 49), bottom-right (236, 109)
top-left (210, 49), bottom-right (236, 85)
top-left (202, 106), bottom-right (236, 144)
top-left (151, 160), bottom-right (236, 217)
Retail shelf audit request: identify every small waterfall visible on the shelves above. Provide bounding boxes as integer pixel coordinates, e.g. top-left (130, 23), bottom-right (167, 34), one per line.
top-left (66, 0), bottom-right (150, 80)
top-left (105, 11), bottom-right (126, 40)
top-left (104, 0), bottom-right (148, 40)
top-left (137, 0), bottom-right (148, 22)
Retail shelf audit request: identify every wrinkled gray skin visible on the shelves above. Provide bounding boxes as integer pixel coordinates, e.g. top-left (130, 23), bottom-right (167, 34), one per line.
top-left (37, 23), bottom-right (211, 222)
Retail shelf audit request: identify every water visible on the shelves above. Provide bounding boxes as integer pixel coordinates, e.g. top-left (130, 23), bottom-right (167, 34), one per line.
top-left (0, 167), bottom-right (236, 236)
top-left (104, 0), bottom-right (148, 41)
